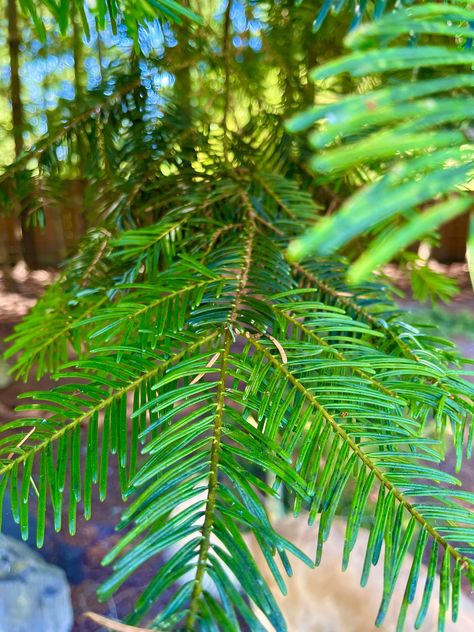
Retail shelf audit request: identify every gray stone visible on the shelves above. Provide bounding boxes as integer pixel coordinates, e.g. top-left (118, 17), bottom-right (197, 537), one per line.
top-left (1, 494), bottom-right (85, 584)
top-left (0, 534), bottom-right (73, 632)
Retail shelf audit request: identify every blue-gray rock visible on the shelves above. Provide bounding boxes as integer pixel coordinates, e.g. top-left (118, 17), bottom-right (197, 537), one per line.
top-left (1, 493), bottom-right (85, 584)
top-left (0, 534), bottom-right (73, 632)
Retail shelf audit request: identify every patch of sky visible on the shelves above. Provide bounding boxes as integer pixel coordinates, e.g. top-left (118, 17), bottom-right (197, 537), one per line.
top-left (249, 36), bottom-right (261, 51)
top-left (231, 1), bottom-right (248, 33)
top-left (138, 21), bottom-right (165, 57)
top-left (85, 57), bottom-right (102, 88)
top-left (44, 88), bottom-right (58, 109)
top-left (161, 22), bottom-right (178, 48)
top-left (30, 39), bottom-right (43, 55)
top-left (59, 81), bottom-right (76, 101)
top-left (56, 145), bottom-right (68, 161)
top-left (218, 0), bottom-right (263, 52)
top-left (1, 66), bottom-right (11, 82)
top-left (36, 114), bottom-right (48, 137)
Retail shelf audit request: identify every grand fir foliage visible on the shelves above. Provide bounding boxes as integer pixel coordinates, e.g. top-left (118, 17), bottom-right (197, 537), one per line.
top-left (1, 1), bottom-right (474, 630)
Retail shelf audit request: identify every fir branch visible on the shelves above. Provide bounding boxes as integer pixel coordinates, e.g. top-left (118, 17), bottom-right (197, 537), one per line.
top-left (271, 303), bottom-right (399, 400)
top-left (0, 76), bottom-right (142, 181)
top-left (186, 330), bottom-right (230, 628)
top-left (245, 333), bottom-right (471, 572)
top-left (228, 213), bottom-right (256, 326)
top-left (240, 188), bottom-right (285, 237)
top-left (256, 174), bottom-right (298, 221)
top-left (0, 331), bottom-right (219, 476)
top-left (293, 262), bottom-right (422, 360)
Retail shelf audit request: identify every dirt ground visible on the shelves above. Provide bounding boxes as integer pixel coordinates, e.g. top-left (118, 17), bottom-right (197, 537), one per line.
top-left (0, 261), bottom-right (473, 630)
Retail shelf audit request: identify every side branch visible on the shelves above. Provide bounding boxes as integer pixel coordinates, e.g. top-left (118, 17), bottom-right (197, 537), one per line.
top-left (0, 332), bottom-right (220, 477)
top-left (0, 77), bottom-right (142, 183)
top-left (245, 334), bottom-right (470, 570)
top-left (186, 329), bottom-right (231, 628)
top-left (292, 262), bottom-right (420, 361)
top-left (228, 210), bottom-right (256, 326)
top-left (187, 204), bottom-right (256, 625)
top-left (271, 304), bottom-right (399, 400)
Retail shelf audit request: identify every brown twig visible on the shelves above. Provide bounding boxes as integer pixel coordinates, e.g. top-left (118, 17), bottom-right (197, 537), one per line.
top-left (7, 426), bottom-right (35, 459)
top-left (189, 352), bottom-right (221, 384)
top-left (82, 612), bottom-right (154, 632)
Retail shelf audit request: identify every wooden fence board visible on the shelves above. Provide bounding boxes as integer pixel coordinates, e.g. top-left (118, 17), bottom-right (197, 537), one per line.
top-left (0, 179), bottom-right (85, 268)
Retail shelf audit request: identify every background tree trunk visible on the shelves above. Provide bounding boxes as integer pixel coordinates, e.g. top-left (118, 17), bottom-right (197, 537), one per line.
top-left (7, 0), bottom-right (37, 267)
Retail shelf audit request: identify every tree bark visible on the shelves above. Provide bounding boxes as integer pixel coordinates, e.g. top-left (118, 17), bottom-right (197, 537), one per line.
top-left (7, 0), bottom-right (37, 267)
top-left (7, 0), bottom-right (22, 156)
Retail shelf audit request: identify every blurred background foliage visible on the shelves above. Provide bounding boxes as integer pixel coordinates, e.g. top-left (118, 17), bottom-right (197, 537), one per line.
top-left (0, 0), bottom-right (471, 299)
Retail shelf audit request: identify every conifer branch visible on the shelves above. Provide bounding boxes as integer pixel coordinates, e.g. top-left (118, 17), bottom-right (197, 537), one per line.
top-left (0, 332), bottom-right (219, 476)
top-left (245, 334), bottom-right (471, 570)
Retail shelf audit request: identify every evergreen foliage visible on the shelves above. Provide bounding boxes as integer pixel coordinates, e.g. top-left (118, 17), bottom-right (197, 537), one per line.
top-left (288, 1), bottom-right (474, 280)
top-left (1, 1), bottom-right (473, 630)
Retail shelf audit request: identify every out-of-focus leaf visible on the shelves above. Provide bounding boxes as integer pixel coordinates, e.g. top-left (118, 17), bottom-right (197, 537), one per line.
top-left (348, 197), bottom-right (472, 284)
top-left (20, 0), bottom-right (202, 39)
top-left (287, 0), bottom-right (474, 269)
top-left (468, 213), bottom-right (474, 290)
